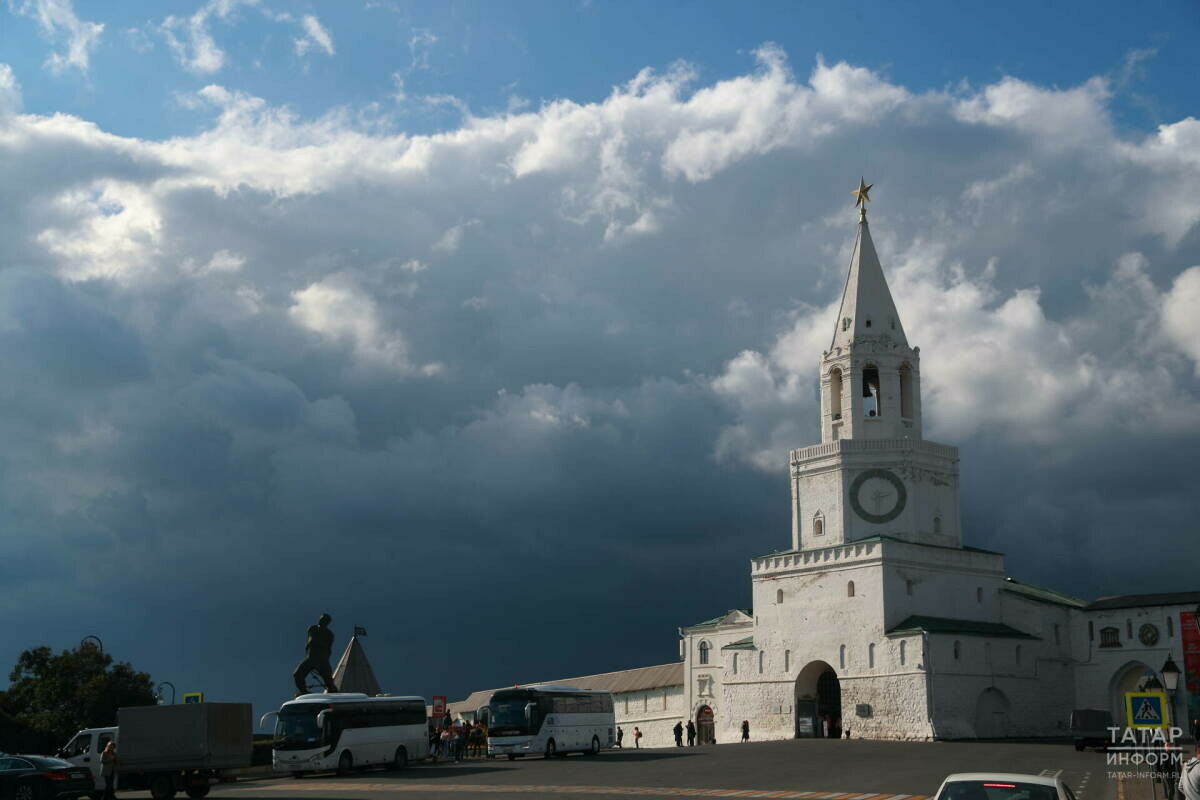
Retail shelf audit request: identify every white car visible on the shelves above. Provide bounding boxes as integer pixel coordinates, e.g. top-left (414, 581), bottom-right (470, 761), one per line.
top-left (933, 773), bottom-right (1078, 800)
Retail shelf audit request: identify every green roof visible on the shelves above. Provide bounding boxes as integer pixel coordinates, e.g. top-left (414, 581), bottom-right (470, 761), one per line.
top-left (1003, 578), bottom-right (1086, 609)
top-left (685, 609), bottom-right (752, 629)
top-left (886, 615), bottom-right (1038, 640)
top-left (721, 636), bottom-right (757, 651)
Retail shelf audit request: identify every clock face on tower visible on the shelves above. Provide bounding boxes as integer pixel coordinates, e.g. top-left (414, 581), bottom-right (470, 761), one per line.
top-left (849, 468), bottom-right (907, 524)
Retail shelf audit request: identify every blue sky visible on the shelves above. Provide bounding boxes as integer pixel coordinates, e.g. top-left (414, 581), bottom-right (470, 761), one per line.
top-left (0, 0), bottom-right (1198, 722)
top-left (2, 1), bottom-right (1196, 139)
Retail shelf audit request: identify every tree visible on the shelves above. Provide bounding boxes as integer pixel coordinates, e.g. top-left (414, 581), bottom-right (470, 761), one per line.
top-left (0, 644), bottom-right (156, 753)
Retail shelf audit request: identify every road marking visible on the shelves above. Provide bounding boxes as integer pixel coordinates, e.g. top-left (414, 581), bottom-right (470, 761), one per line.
top-left (236, 782), bottom-right (930, 800)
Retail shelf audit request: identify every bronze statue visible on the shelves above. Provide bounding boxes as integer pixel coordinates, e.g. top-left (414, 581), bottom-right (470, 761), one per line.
top-left (293, 613), bottom-right (338, 695)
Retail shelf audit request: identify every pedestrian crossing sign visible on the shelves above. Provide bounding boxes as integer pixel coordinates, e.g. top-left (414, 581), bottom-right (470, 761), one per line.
top-left (1125, 691), bottom-right (1169, 728)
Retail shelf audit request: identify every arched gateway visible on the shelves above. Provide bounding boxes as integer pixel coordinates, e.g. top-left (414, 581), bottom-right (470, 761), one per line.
top-left (695, 705), bottom-right (715, 745)
top-left (794, 661), bottom-right (841, 738)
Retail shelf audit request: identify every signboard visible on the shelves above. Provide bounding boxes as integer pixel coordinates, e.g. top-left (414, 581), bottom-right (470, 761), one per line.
top-left (432, 696), bottom-right (447, 718)
top-left (1182, 611), bottom-right (1200, 722)
top-left (1125, 691), bottom-right (1169, 729)
top-left (183, 692), bottom-right (203, 704)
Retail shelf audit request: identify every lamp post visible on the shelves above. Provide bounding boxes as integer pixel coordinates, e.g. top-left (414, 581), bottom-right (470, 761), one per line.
top-left (80, 636), bottom-right (104, 654)
top-left (156, 682), bottom-right (176, 705)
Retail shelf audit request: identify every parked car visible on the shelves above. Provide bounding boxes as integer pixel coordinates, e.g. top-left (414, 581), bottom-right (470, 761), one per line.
top-left (1069, 709), bottom-right (1114, 751)
top-left (933, 773), bottom-right (1079, 800)
top-left (0, 755), bottom-right (93, 800)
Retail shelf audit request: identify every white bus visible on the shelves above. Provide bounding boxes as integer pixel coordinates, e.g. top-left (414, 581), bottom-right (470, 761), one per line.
top-left (263, 693), bottom-right (429, 776)
top-left (486, 686), bottom-right (614, 759)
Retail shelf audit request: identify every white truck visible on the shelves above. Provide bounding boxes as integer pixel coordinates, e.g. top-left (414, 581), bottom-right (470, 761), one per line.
top-left (59, 703), bottom-right (252, 800)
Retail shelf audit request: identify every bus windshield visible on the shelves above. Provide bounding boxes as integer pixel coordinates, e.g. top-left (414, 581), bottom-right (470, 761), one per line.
top-left (488, 693), bottom-right (540, 736)
top-left (275, 706), bottom-right (325, 750)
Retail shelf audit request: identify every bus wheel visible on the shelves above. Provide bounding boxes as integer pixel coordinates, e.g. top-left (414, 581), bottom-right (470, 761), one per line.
top-left (392, 746), bottom-right (408, 771)
top-left (337, 751), bottom-right (354, 776)
top-left (506, 754), bottom-right (516, 761)
top-left (544, 739), bottom-right (557, 759)
top-left (586, 736), bottom-right (600, 756)
top-left (150, 775), bottom-right (176, 800)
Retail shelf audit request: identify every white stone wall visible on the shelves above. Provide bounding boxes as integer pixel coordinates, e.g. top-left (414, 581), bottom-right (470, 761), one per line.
top-left (613, 685), bottom-right (685, 748)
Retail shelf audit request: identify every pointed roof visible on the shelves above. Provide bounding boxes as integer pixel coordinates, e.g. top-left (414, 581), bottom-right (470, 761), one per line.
top-left (332, 634), bottom-right (382, 696)
top-left (830, 213), bottom-right (908, 351)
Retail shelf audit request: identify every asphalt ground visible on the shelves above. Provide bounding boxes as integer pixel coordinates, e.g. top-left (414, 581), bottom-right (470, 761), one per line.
top-left (184, 740), bottom-right (1124, 800)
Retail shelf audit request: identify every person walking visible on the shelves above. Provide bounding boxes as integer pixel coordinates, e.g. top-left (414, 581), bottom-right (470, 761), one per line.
top-left (615, 727), bottom-right (624, 749)
top-left (741, 720), bottom-right (750, 742)
top-left (1180, 747), bottom-right (1200, 800)
top-left (100, 741), bottom-right (117, 800)
top-left (440, 727), bottom-right (452, 762)
top-left (673, 721), bottom-right (683, 747)
top-left (633, 727), bottom-right (642, 749)
top-left (686, 720), bottom-right (696, 746)
top-left (454, 725), bottom-right (467, 763)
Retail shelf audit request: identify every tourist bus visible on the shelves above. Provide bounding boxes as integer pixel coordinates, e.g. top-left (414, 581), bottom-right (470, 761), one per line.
top-left (262, 693), bottom-right (429, 776)
top-left (486, 685), bottom-right (615, 759)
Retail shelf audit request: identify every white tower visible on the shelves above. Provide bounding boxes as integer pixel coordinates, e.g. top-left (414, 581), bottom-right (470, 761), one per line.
top-left (789, 181), bottom-right (962, 551)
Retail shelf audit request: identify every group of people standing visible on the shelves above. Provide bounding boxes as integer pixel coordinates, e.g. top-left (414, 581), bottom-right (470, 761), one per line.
top-left (428, 718), bottom-right (488, 762)
top-left (670, 720), bottom-right (702, 747)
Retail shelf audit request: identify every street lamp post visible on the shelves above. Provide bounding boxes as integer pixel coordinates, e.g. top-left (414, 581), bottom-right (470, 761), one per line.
top-left (80, 636), bottom-right (104, 654)
top-left (156, 682), bottom-right (176, 705)
top-left (1159, 656), bottom-right (1183, 800)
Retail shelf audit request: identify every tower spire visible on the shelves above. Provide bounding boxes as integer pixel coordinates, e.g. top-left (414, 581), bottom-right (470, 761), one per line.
top-left (830, 178), bottom-right (907, 352)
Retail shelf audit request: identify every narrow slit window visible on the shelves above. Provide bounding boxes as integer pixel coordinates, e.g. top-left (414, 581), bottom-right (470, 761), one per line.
top-left (829, 368), bottom-right (843, 420)
top-left (899, 363), bottom-right (913, 419)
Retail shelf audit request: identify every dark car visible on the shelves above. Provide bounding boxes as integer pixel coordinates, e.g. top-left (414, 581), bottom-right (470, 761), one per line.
top-left (1070, 708), bottom-right (1114, 751)
top-left (0, 755), bottom-right (94, 800)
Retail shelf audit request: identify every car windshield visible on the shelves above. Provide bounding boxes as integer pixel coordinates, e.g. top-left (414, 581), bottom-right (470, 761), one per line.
top-left (941, 780), bottom-right (1059, 800)
top-left (275, 707), bottom-right (324, 748)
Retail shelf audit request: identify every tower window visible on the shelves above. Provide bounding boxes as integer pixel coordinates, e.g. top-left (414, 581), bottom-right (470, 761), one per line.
top-left (813, 513), bottom-right (825, 537)
top-left (863, 366), bottom-right (881, 417)
top-left (934, 516), bottom-right (942, 535)
top-left (839, 644), bottom-right (846, 669)
top-left (899, 640), bottom-right (907, 666)
top-left (865, 318), bottom-right (872, 328)
top-left (899, 363), bottom-right (914, 419)
top-left (776, 588), bottom-right (784, 605)
top-left (868, 643), bottom-right (875, 668)
top-left (1168, 616), bottom-right (1174, 638)
top-left (784, 650), bottom-right (791, 672)
top-left (829, 368), bottom-right (843, 420)
top-left (847, 580), bottom-right (856, 597)
top-left (953, 640), bottom-right (961, 660)
top-left (698, 641), bottom-right (710, 664)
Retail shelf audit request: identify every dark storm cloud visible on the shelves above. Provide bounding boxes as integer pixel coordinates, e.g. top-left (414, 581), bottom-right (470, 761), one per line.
top-left (0, 48), bottom-right (1197, 720)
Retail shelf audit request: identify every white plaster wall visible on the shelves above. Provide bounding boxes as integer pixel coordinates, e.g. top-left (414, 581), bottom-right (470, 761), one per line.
top-left (613, 685), bottom-right (685, 748)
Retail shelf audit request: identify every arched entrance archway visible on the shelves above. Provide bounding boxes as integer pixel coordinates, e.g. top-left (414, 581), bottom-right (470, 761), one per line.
top-left (695, 705), bottom-right (715, 745)
top-left (794, 661), bottom-right (841, 738)
top-left (1108, 660), bottom-right (1157, 724)
top-left (974, 688), bottom-right (1011, 738)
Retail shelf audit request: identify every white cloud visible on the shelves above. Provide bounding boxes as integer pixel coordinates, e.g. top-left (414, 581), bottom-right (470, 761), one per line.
top-left (0, 64), bottom-right (21, 115)
top-left (12, 0), bottom-right (104, 75)
top-left (409, 29), bottom-right (437, 71)
top-left (293, 14), bottom-right (334, 58)
top-left (1163, 266), bottom-right (1200, 375)
top-left (288, 276), bottom-right (437, 374)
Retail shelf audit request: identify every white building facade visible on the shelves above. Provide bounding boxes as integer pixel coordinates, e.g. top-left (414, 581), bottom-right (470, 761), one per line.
top-left (675, 201), bottom-right (1198, 743)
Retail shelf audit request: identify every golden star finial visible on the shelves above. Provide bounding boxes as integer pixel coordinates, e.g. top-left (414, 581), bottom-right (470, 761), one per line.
top-left (852, 177), bottom-right (873, 208)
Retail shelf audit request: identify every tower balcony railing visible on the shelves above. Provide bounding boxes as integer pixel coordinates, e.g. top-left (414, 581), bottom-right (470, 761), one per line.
top-left (791, 437), bottom-right (957, 465)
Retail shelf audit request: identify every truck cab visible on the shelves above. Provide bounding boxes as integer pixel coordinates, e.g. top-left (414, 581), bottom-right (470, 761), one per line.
top-left (60, 728), bottom-right (118, 791)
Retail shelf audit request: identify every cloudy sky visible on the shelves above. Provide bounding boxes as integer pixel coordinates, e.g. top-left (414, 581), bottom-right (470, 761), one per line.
top-left (1, 0), bottom-right (1198, 720)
